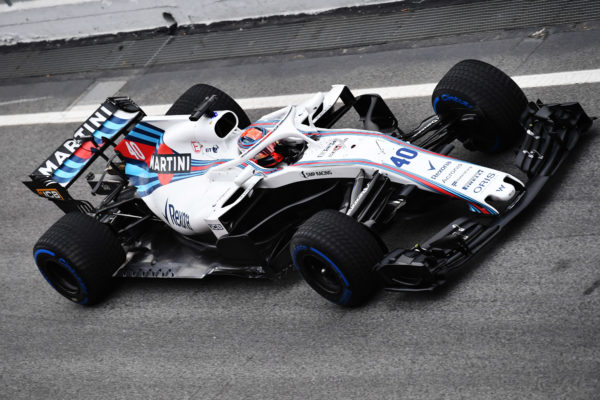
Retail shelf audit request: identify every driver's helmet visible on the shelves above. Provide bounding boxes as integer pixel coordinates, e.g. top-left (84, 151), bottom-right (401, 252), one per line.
top-left (238, 126), bottom-right (283, 168)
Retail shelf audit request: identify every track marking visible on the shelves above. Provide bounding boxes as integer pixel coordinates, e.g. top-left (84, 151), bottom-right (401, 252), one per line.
top-left (0, 96), bottom-right (51, 106)
top-left (0, 0), bottom-right (97, 12)
top-left (1, 68), bottom-right (599, 127)
top-left (67, 80), bottom-right (128, 111)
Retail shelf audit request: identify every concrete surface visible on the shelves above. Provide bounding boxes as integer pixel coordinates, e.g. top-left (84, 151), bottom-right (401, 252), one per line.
top-left (0, 0), bottom-right (400, 45)
top-left (0, 17), bottom-right (599, 400)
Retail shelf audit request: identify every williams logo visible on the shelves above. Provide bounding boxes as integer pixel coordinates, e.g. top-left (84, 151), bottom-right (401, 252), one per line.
top-left (163, 199), bottom-right (192, 230)
top-left (149, 153), bottom-right (191, 173)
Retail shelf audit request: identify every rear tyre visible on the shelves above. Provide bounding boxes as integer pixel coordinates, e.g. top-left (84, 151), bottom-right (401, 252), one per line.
top-left (33, 212), bottom-right (125, 305)
top-left (290, 210), bottom-right (385, 307)
top-left (166, 83), bottom-right (251, 129)
top-left (432, 59), bottom-right (528, 152)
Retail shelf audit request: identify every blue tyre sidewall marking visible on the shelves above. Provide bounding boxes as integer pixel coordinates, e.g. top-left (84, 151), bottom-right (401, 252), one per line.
top-left (34, 249), bottom-right (89, 305)
top-left (292, 245), bottom-right (353, 305)
top-left (489, 135), bottom-right (501, 152)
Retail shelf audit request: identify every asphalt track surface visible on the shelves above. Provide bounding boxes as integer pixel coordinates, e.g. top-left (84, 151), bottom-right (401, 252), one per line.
top-left (1, 25), bottom-right (599, 400)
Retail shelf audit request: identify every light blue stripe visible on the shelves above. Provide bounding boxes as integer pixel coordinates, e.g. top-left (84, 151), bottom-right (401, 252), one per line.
top-left (64, 158), bottom-right (86, 168)
top-left (56, 164), bottom-right (80, 174)
top-left (53, 168), bottom-right (78, 179)
top-left (128, 130), bottom-right (159, 144)
top-left (135, 123), bottom-right (164, 137)
top-left (136, 180), bottom-right (161, 194)
top-left (125, 163), bottom-right (156, 179)
top-left (104, 120), bottom-right (127, 130)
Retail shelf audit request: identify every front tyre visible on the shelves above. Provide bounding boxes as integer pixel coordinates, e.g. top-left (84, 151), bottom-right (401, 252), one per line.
top-left (432, 59), bottom-right (528, 153)
top-left (290, 210), bottom-right (385, 307)
top-left (33, 212), bottom-right (125, 305)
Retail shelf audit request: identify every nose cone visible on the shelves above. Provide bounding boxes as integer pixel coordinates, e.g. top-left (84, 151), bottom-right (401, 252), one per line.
top-left (487, 181), bottom-right (517, 202)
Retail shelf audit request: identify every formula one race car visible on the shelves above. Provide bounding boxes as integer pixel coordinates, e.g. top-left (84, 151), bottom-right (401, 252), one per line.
top-left (25, 60), bottom-right (593, 306)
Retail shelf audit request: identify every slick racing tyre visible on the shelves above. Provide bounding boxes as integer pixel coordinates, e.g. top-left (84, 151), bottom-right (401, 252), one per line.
top-left (432, 59), bottom-right (528, 153)
top-left (33, 212), bottom-right (125, 305)
top-left (290, 210), bottom-right (385, 307)
top-left (166, 83), bottom-right (251, 129)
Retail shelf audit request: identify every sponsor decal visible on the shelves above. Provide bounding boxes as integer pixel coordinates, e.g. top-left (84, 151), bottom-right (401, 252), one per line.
top-left (347, 186), bottom-right (369, 214)
top-left (163, 199), bottom-right (192, 230)
top-left (73, 104), bottom-right (115, 140)
top-left (33, 100), bottom-right (123, 178)
top-left (451, 165), bottom-right (472, 187)
top-left (430, 161), bottom-right (451, 180)
top-left (149, 153), bottom-right (191, 174)
top-left (473, 173), bottom-right (496, 193)
top-left (462, 169), bottom-right (484, 191)
top-left (191, 141), bottom-right (203, 153)
top-left (36, 188), bottom-right (64, 200)
top-left (413, 116), bottom-right (440, 136)
top-left (317, 138), bottom-right (347, 158)
top-left (317, 140), bottom-right (335, 157)
top-left (428, 161), bottom-right (436, 171)
top-left (205, 145), bottom-right (219, 153)
top-left (441, 163), bottom-right (463, 184)
top-left (301, 170), bottom-right (333, 179)
top-left (208, 223), bottom-right (224, 231)
top-left (35, 139), bottom-right (86, 177)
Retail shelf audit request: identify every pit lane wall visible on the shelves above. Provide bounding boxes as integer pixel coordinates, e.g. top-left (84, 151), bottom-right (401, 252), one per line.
top-left (0, 0), bottom-right (402, 45)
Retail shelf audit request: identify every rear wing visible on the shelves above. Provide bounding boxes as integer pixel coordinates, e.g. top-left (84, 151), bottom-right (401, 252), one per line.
top-left (23, 97), bottom-right (145, 213)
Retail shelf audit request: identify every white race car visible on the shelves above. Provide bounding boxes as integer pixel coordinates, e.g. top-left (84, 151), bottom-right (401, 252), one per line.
top-left (25, 60), bottom-right (593, 306)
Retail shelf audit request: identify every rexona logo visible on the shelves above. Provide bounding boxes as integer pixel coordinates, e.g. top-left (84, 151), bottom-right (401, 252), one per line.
top-left (149, 153), bottom-right (191, 173)
top-left (301, 170), bottom-right (333, 178)
top-left (163, 199), bottom-right (192, 230)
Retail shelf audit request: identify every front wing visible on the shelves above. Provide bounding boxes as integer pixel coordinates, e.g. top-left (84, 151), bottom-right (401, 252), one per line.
top-left (375, 101), bottom-right (594, 291)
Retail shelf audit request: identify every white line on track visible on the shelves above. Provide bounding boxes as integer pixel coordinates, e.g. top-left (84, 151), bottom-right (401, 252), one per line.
top-left (0, 96), bottom-right (51, 106)
top-left (1, 68), bottom-right (599, 127)
top-left (0, 0), bottom-right (97, 13)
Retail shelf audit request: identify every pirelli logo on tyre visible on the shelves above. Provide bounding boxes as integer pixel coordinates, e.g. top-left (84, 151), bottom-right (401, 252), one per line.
top-left (36, 188), bottom-right (64, 200)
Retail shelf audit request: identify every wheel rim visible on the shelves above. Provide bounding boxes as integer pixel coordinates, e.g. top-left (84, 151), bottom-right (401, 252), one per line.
top-left (41, 260), bottom-right (82, 299)
top-left (300, 253), bottom-right (344, 296)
